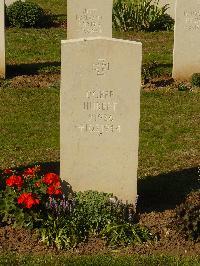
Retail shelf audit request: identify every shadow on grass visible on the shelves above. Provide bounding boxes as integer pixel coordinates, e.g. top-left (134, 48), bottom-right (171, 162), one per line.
top-left (6, 62), bottom-right (61, 78)
top-left (138, 167), bottom-right (199, 213)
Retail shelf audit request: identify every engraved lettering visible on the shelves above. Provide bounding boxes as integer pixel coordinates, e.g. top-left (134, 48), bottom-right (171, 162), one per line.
top-left (76, 9), bottom-right (102, 34)
top-left (184, 9), bottom-right (200, 31)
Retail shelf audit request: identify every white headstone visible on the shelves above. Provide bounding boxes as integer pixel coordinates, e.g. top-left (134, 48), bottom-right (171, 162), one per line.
top-left (67, 0), bottom-right (113, 39)
top-left (60, 37), bottom-right (142, 203)
top-left (0, 0), bottom-right (5, 79)
top-left (173, 0), bottom-right (200, 80)
top-left (5, 0), bottom-right (25, 6)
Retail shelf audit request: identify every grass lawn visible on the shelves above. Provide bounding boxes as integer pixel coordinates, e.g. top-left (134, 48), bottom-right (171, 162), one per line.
top-left (0, 254), bottom-right (199, 266)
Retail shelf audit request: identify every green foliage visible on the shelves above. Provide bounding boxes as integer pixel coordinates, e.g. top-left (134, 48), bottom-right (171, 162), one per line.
top-left (39, 191), bottom-right (152, 250)
top-left (73, 191), bottom-right (135, 234)
top-left (142, 60), bottom-right (160, 83)
top-left (6, 0), bottom-right (45, 28)
top-left (40, 215), bottom-right (79, 250)
top-left (178, 83), bottom-right (190, 92)
top-left (175, 191), bottom-right (200, 241)
top-left (191, 73), bottom-right (200, 87)
top-left (113, 0), bottom-right (174, 32)
top-left (0, 186), bottom-right (41, 228)
top-left (101, 223), bottom-right (153, 247)
top-left (147, 13), bottom-right (174, 32)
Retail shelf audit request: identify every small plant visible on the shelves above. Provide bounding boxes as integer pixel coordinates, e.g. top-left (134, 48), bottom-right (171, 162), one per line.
top-left (178, 83), bottom-right (190, 91)
top-left (191, 73), bottom-right (200, 87)
top-left (142, 61), bottom-right (160, 83)
top-left (101, 223), bottom-right (153, 247)
top-left (73, 191), bottom-right (136, 235)
top-left (175, 190), bottom-right (200, 241)
top-left (7, 1), bottom-right (45, 28)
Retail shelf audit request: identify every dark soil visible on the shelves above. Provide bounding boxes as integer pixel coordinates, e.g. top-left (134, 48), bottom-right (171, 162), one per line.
top-left (0, 193), bottom-right (199, 256)
top-left (1, 74), bottom-right (60, 89)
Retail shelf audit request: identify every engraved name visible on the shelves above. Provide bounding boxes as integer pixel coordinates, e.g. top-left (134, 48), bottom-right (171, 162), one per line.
top-left (184, 10), bottom-right (200, 30)
top-left (76, 9), bottom-right (102, 34)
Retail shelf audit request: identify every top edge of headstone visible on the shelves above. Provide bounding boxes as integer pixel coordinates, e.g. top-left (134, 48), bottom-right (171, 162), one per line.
top-left (62, 37), bottom-right (142, 46)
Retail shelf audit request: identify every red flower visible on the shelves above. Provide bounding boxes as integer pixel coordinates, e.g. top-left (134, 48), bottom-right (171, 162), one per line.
top-left (47, 185), bottom-right (62, 195)
top-left (46, 181), bottom-right (62, 195)
top-left (23, 166), bottom-right (41, 178)
top-left (42, 173), bottom-right (59, 185)
top-left (54, 189), bottom-right (62, 195)
top-left (47, 185), bottom-right (56, 195)
top-left (23, 167), bottom-right (36, 177)
top-left (6, 175), bottom-right (23, 188)
top-left (17, 193), bottom-right (40, 209)
top-left (4, 169), bottom-right (13, 174)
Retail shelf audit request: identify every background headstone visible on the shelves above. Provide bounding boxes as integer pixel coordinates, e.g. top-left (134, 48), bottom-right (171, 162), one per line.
top-left (173, 0), bottom-right (200, 80)
top-left (60, 37), bottom-right (142, 203)
top-left (5, 0), bottom-right (24, 6)
top-left (158, 0), bottom-right (175, 19)
top-left (67, 0), bottom-right (113, 39)
top-left (0, 0), bottom-right (5, 79)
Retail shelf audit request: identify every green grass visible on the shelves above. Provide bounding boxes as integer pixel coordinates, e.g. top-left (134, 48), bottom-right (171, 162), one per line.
top-left (0, 87), bottom-right (59, 168)
top-left (0, 254), bottom-right (199, 266)
top-left (6, 28), bottom-right (65, 66)
top-left (139, 90), bottom-right (200, 177)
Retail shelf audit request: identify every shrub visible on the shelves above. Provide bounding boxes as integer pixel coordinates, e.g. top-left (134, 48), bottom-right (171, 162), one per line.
top-left (113, 0), bottom-right (174, 32)
top-left (175, 190), bottom-right (200, 241)
top-left (148, 13), bottom-right (174, 32)
top-left (191, 73), bottom-right (200, 87)
top-left (142, 60), bottom-right (160, 83)
top-left (6, 1), bottom-right (45, 28)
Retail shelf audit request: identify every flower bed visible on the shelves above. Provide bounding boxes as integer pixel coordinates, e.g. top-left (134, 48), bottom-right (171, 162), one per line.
top-left (0, 166), bottom-right (152, 250)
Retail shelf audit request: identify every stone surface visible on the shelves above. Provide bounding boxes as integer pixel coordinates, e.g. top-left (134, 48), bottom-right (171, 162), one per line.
top-left (5, 0), bottom-right (23, 6)
top-left (173, 0), bottom-right (200, 80)
top-left (67, 0), bottom-right (113, 39)
top-left (60, 37), bottom-right (142, 203)
top-left (0, 0), bottom-right (5, 79)
top-left (158, 0), bottom-right (175, 19)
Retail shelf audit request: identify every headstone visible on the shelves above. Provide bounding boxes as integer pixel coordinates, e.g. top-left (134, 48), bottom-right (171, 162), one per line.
top-left (173, 0), bottom-right (200, 80)
top-left (0, 0), bottom-right (5, 79)
top-left (5, 0), bottom-right (25, 6)
top-left (67, 0), bottom-right (113, 39)
top-left (158, 0), bottom-right (175, 19)
top-left (60, 37), bottom-right (142, 203)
